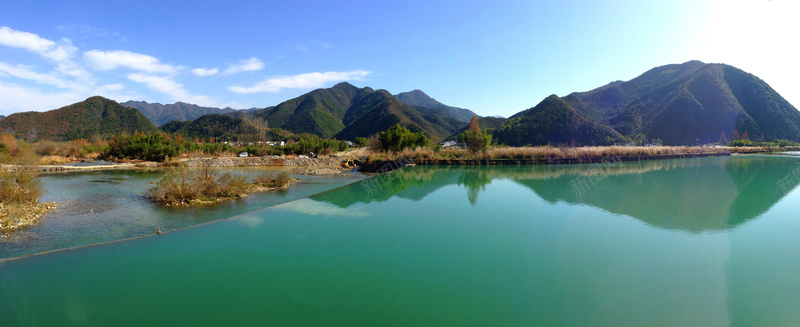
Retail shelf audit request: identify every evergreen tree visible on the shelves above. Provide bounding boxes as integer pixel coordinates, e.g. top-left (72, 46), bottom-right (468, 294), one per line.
top-left (459, 116), bottom-right (492, 154)
top-left (719, 131), bottom-right (728, 145)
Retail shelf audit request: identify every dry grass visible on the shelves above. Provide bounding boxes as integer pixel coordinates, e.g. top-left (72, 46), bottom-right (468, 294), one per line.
top-left (253, 171), bottom-right (294, 188)
top-left (0, 168), bottom-right (43, 204)
top-left (147, 167), bottom-right (296, 206)
top-left (37, 155), bottom-right (74, 165)
top-left (0, 168), bottom-right (54, 233)
top-left (368, 145), bottom-right (733, 162)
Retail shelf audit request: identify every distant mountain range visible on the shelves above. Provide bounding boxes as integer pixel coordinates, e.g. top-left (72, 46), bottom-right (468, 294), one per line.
top-left (0, 96), bottom-right (159, 141)
top-left (117, 84), bottom-right (478, 142)
top-left (1, 61), bottom-right (797, 145)
top-left (394, 90), bottom-right (477, 123)
top-left (120, 100), bottom-right (258, 126)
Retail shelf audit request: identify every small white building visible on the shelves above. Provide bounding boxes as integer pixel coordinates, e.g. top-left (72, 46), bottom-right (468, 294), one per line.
top-left (442, 140), bottom-right (458, 148)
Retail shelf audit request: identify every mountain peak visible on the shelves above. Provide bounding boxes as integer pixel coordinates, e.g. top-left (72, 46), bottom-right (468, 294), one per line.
top-left (332, 81), bottom-right (357, 90)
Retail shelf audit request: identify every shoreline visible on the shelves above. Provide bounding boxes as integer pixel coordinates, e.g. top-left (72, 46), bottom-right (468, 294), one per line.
top-left (4, 155), bottom-right (354, 175)
top-left (414, 151), bottom-right (732, 165)
top-left (360, 151), bottom-right (733, 172)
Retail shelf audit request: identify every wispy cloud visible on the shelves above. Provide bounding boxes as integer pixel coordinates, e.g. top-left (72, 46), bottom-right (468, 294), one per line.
top-left (0, 79), bottom-right (137, 114)
top-left (127, 73), bottom-right (216, 106)
top-left (223, 57), bottom-right (264, 74)
top-left (192, 67), bottom-right (219, 76)
top-left (229, 70), bottom-right (370, 94)
top-left (294, 41), bottom-right (331, 53)
top-left (84, 50), bottom-right (179, 75)
top-left (0, 81), bottom-right (85, 113)
top-left (55, 24), bottom-right (125, 41)
top-left (0, 62), bottom-right (80, 89)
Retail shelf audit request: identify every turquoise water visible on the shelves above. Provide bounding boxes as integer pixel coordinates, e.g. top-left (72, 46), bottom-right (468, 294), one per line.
top-left (0, 168), bottom-right (366, 259)
top-left (2, 156), bottom-right (800, 325)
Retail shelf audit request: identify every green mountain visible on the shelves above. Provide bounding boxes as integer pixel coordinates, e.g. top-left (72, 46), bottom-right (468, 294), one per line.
top-left (160, 114), bottom-right (262, 141)
top-left (252, 82), bottom-right (461, 140)
top-left (492, 61), bottom-right (800, 146)
top-left (0, 96), bottom-right (160, 141)
top-left (120, 100), bottom-right (244, 126)
top-left (251, 82), bottom-right (359, 138)
top-left (493, 95), bottom-right (623, 146)
top-left (336, 90), bottom-right (456, 141)
top-left (395, 89), bottom-right (478, 123)
top-left (562, 60), bottom-right (800, 145)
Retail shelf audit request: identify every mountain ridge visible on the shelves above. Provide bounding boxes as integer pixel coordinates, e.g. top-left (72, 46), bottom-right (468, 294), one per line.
top-left (395, 89), bottom-right (478, 123)
top-left (494, 61), bottom-right (800, 146)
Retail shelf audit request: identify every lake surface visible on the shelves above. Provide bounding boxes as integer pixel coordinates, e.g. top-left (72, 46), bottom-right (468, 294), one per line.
top-left (0, 168), bottom-right (367, 259)
top-left (2, 156), bottom-right (800, 325)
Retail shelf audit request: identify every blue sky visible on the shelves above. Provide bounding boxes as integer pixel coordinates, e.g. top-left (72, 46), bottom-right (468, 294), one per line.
top-left (1, 0), bottom-right (798, 118)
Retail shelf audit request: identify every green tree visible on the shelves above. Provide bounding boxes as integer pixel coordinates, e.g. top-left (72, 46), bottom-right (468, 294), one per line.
top-left (626, 133), bottom-right (647, 146)
top-left (378, 124), bottom-right (430, 151)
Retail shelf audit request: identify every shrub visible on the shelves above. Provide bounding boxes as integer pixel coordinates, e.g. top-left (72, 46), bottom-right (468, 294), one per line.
top-left (729, 139), bottom-right (753, 147)
top-left (148, 167), bottom-right (292, 206)
top-left (0, 168), bottom-right (44, 204)
top-left (253, 171), bottom-right (293, 188)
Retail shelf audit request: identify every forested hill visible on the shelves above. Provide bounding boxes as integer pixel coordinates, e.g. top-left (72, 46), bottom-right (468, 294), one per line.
top-left (0, 96), bottom-right (160, 141)
top-left (251, 82), bottom-right (466, 140)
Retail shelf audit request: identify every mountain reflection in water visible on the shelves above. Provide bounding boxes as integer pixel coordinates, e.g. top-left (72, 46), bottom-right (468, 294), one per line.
top-left (315, 156), bottom-right (800, 232)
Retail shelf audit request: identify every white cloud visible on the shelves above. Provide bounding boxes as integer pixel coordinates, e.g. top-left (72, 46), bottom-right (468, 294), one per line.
top-left (0, 81), bottom-right (81, 114)
top-left (101, 83), bottom-right (124, 91)
top-left (0, 62), bottom-right (81, 89)
top-left (0, 26), bottom-right (55, 54)
top-left (229, 70), bottom-right (370, 94)
top-left (127, 73), bottom-right (216, 106)
top-left (84, 50), bottom-right (178, 74)
top-left (223, 57), bottom-right (264, 74)
top-left (43, 38), bottom-right (78, 62)
top-left (192, 67), bottom-right (219, 76)
top-left (0, 26), bottom-right (78, 64)
top-left (0, 26), bottom-right (222, 113)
